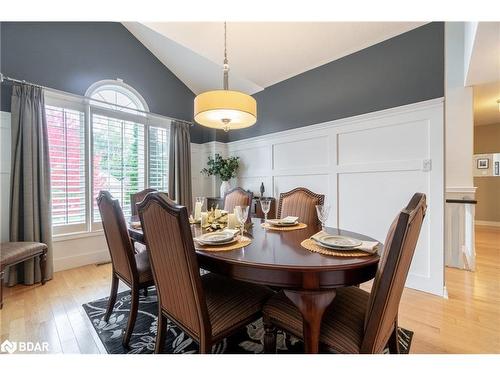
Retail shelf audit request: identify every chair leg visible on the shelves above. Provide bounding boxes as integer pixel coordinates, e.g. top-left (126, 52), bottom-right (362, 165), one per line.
top-left (40, 251), bottom-right (47, 285)
top-left (104, 274), bottom-right (119, 322)
top-left (388, 321), bottom-right (400, 354)
top-left (154, 312), bottom-right (167, 354)
top-left (263, 315), bottom-right (277, 354)
top-left (123, 285), bottom-right (139, 347)
top-left (199, 338), bottom-right (211, 354)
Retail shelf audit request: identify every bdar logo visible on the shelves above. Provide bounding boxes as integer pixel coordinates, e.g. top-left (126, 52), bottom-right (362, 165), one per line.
top-left (1, 339), bottom-right (17, 354)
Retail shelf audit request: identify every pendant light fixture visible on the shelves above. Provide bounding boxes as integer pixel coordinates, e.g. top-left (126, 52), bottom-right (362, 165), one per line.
top-left (194, 22), bottom-right (257, 132)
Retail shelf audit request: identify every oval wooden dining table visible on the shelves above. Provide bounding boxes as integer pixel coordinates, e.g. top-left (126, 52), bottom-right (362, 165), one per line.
top-left (128, 217), bottom-right (381, 353)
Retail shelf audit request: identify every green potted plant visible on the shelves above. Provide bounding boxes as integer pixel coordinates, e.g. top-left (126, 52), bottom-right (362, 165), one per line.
top-left (201, 153), bottom-right (240, 198)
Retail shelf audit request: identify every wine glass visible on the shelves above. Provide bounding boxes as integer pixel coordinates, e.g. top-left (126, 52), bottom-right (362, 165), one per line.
top-left (234, 205), bottom-right (249, 237)
top-left (260, 198), bottom-right (271, 222)
top-left (315, 205), bottom-right (330, 231)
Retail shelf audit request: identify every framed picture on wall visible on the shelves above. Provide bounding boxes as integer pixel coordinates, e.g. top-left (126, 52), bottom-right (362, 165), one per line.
top-left (477, 158), bottom-right (489, 169)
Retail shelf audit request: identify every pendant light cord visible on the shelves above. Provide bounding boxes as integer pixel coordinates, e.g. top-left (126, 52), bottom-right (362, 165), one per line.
top-left (223, 21), bottom-right (229, 90)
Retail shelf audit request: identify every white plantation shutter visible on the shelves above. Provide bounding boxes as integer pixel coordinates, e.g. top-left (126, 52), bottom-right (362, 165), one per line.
top-left (46, 105), bottom-right (86, 234)
top-left (45, 83), bottom-right (172, 237)
top-left (92, 113), bottom-right (146, 222)
top-left (148, 125), bottom-right (169, 192)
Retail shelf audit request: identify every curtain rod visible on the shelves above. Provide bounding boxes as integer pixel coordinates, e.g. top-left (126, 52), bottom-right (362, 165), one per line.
top-left (0, 73), bottom-right (194, 127)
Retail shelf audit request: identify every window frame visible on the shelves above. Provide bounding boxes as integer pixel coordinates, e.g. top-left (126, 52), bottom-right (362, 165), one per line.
top-left (86, 79), bottom-right (150, 113)
top-left (45, 83), bottom-right (171, 239)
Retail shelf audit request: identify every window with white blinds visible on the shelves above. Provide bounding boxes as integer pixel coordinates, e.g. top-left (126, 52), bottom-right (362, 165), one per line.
top-left (45, 81), bottom-right (172, 237)
top-left (92, 114), bottom-right (146, 222)
top-left (148, 126), bottom-right (169, 191)
top-left (46, 105), bottom-right (86, 234)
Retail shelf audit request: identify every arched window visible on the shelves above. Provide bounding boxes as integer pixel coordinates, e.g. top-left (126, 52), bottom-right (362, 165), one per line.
top-left (85, 79), bottom-right (149, 113)
top-left (86, 80), bottom-right (167, 224)
top-left (46, 79), bottom-right (170, 236)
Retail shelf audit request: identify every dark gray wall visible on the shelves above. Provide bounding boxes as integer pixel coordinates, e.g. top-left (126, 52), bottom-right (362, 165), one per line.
top-left (0, 22), bottom-right (215, 143)
top-left (0, 22), bottom-right (444, 144)
top-left (225, 22), bottom-right (444, 142)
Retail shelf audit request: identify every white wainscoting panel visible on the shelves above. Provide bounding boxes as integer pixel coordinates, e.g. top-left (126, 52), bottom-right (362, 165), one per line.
top-left (203, 98), bottom-right (445, 296)
top-left (191, 142), bottom-right (227, 199)
top-left (233, 145), bottom-right (271, 177)
top-left (274, 174), bottom-right (331, 203)
top-left (273, 136), bottom-right (330, 171)
top-left (337, 120), bottom-right (429, 165)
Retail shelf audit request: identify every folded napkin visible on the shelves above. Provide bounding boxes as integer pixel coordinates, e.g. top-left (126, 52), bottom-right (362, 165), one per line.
top-left (355, 240), bottom-right (380, 254)
top-left (267, 216), bottom-right (299, 225)
top-left (280, 216), bottom-right (299, 224)
top-left (222, 228), bottom-right (240, 236)
top-left (130, 221), bottom-right (141, 229)
top-left (311, 231), bottom-right (379, 254)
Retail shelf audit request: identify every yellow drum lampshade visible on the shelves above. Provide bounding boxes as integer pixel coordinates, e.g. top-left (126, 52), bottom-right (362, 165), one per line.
top-left (194, 90), bottom-right (257, 130)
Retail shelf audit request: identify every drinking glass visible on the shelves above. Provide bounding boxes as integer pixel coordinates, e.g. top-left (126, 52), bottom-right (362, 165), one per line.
top-left (260, 198), bottom-right (271, 222)
top-left (315, 205), bottom-right (330, 231)
top-left (234, 205), bottom-right (249, 237)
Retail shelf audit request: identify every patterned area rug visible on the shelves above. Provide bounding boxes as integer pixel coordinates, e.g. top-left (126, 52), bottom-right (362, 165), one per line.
top-left (83, 288), bottom-right (413, 354)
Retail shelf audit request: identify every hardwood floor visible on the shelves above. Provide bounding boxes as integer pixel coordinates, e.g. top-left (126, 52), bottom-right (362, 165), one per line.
top-left (1, 226), bottom-right (499, 354)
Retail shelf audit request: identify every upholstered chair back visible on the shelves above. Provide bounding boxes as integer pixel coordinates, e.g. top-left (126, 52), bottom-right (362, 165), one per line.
top-left (97, 191), bottom-right (136, 284)
top-left (223, 188), bottom-right (253, 222)
top-left (361, 193), bottom-right (427, 353)
top-left (138, 192), bottom-right (210, 342)
top-left (130, 188), bottom-right (158, 216)
top-left (277, 187), bottom-right (325, 226)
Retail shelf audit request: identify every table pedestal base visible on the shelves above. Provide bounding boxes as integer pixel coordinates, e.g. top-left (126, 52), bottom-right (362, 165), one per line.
top-left (284, 289), bottom-right (337, 353)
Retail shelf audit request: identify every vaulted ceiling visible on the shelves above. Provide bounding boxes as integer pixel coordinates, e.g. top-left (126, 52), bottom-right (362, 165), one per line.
top-left (123, 22), bottom-right (426, 95)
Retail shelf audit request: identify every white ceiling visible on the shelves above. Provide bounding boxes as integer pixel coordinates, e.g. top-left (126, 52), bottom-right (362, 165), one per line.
top-left (474, 81), bottom-right (500, 126)
top-left (124, 22), bottom-right (426, 95)
top-left (465, 22), bottom-right (500, 87)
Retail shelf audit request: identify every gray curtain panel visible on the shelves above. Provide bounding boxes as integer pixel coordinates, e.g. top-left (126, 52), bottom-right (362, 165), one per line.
top-left (7, 84), bottom-right (53, 286)
top-left (168, 121), bottom-right (193, 213)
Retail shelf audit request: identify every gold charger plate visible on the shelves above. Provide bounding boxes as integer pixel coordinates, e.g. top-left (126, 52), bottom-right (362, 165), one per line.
top-left (300, 238), bottom-right (374, 257)
top-left (261, 222), bottom-right (308, 231)
top-left (195, 236), bottom-right (252, 252)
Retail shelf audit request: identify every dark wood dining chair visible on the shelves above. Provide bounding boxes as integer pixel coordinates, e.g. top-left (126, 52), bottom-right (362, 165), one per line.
top-left (97, 190), bottom-right (155, 347)
top-left (223, 187), bottom-right (253, 222)
top-left (130, 188), bottom-right (158, 216)
top-left (137, 192), bottom-right (273, 353)
top-left (263, 192), bottom-right (427, 354)
top-left (277, 187), bottom-right (325, 226)
top-left (130, 189), bottom-right (162, 253)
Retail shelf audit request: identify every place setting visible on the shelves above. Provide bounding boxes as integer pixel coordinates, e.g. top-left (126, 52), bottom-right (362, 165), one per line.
top-left (259, 198), bottom-right (308, 231)
top-left (129, 220), bottom-right (142, 230)
top-left (193, 205), bottom-right (252, 252)
top-left (300, 205), bottom-right (380, 257)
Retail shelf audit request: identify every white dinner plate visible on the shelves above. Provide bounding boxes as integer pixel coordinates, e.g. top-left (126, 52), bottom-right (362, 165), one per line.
top-left (312, 234), bottom-right (362, 249)
top-left (194, 232), bottom-right (237, 245)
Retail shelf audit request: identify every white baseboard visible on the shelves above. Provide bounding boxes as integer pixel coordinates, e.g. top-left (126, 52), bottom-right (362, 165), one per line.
top-left (475, 220), bottom-right (500, 227)
top-left (54, 249), bottom-right (110, 272)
